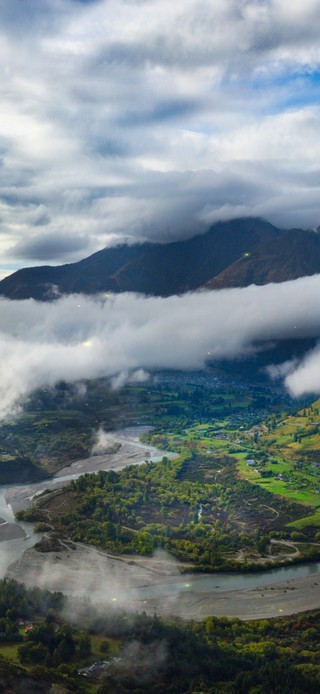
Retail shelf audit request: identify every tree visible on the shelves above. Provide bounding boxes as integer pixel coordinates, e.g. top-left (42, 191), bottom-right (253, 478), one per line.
top-left (19, 641), bottom-right (48, 665)
top-left (78, 632), bottom-right (91, 659)
top-left (100, 640), bottom-right (110, 656)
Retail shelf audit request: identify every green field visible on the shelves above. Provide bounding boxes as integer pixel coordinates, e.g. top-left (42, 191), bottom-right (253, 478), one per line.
top-left (233, 402), bottom-right (320, 525)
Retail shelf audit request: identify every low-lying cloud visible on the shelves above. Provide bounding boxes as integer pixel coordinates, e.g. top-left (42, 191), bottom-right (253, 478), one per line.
top-left (1, 275), bottom-right (320, 417)
top-left (91, 427), bottom-right (119, 455)
top-left (283, 346), bottom-right (320, 397)
top-left (7, 541), bottom-right (182, 618)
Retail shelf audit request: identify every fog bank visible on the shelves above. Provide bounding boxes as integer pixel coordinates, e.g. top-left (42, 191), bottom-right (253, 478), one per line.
top-left (1, 275), bottom-right (320, 417)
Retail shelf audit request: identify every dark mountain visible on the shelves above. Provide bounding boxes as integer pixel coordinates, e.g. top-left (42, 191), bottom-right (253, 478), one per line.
top-left (0, 217), bottom-right (281, 300)
top-left (2, 218), bottom-right (320, 301)
top-left (206, 228), bottom-right (320, 289)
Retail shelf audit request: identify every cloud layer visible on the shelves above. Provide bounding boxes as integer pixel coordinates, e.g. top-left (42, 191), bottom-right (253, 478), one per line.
top-left (1, 1), bottom-right (320, 274)
top-left (1, 275), bottom-right (320, 418)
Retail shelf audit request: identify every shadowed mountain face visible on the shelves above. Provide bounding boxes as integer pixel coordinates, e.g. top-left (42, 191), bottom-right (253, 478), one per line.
top-left (0, 217), bottom-right (319, 300)
top-left (207, 228), bottom-right (320, 289)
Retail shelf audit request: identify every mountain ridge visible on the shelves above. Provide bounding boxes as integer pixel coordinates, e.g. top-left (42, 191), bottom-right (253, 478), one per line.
top-left (0, 217), bottom-right (319, 300)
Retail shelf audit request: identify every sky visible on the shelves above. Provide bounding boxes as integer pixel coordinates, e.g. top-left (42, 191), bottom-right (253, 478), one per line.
top-left (0, 0), bottom-right (320, 278)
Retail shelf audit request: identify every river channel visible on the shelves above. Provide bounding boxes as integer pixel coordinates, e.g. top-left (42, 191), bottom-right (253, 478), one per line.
top-left (1, 427), bottom-right (320, 617)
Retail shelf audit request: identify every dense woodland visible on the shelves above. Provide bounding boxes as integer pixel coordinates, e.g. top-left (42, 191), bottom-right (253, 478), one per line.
top-left (21, 453), bottom-right (318, 572)
top-left (0, 578), bottom-right (319, 693)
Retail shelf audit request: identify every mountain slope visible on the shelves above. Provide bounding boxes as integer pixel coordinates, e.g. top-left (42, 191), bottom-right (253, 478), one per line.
top-left (0, 217), bottom-right (281, 300)
top-left (206, 228), bottom-right (320, 289)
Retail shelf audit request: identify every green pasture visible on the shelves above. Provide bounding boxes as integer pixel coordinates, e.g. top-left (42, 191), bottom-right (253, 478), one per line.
top-left (230, 404), bottom-right (318, 516)
top-left (289, 509), bottom-right (320, 529)
top-left (160, 399), bottom-right (320, 528)
top-left (164, 417), bottom-right (320, 518)
top-left (0, 642), bottom-right (20, 662)
top-left (238, 450), bottom-right (320, 501)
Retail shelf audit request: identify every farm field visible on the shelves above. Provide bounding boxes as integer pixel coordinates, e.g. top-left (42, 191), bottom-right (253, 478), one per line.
top-left (233, 403), bottom-right (320, 528)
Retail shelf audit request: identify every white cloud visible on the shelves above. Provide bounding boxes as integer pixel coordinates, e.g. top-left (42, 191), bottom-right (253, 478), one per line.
top-left (110, 368), bottom-right (149, 390)
top-left (285, 346), bottom-right (320, 396)
top-left (91, 427), bottom-right (116, 455)
top-left (1, 274), bottom-right (320, 417)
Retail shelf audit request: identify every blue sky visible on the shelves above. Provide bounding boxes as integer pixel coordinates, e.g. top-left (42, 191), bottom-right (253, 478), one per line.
top-left (0, 0), bottom-right (320, 276)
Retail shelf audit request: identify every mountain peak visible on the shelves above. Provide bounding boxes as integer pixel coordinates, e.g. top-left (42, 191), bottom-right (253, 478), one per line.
top-left (0, 217), bottom-right (317, 300)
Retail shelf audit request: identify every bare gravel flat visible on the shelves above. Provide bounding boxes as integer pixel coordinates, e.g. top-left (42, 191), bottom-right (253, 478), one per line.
top-left (0, 523), bottom-right (26, 542)
top-left (143, 574), bottom-right (320, 621)
top-left (7, 542), bottom-right (320, 621)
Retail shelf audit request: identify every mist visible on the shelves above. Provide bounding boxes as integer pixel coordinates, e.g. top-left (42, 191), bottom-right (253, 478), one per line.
top-left (7, 544), bottom-right (181, 617)
top-left (1, 275), bottom-right (320, 418)
top-left (91, 427), bottom-right (118, 455)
